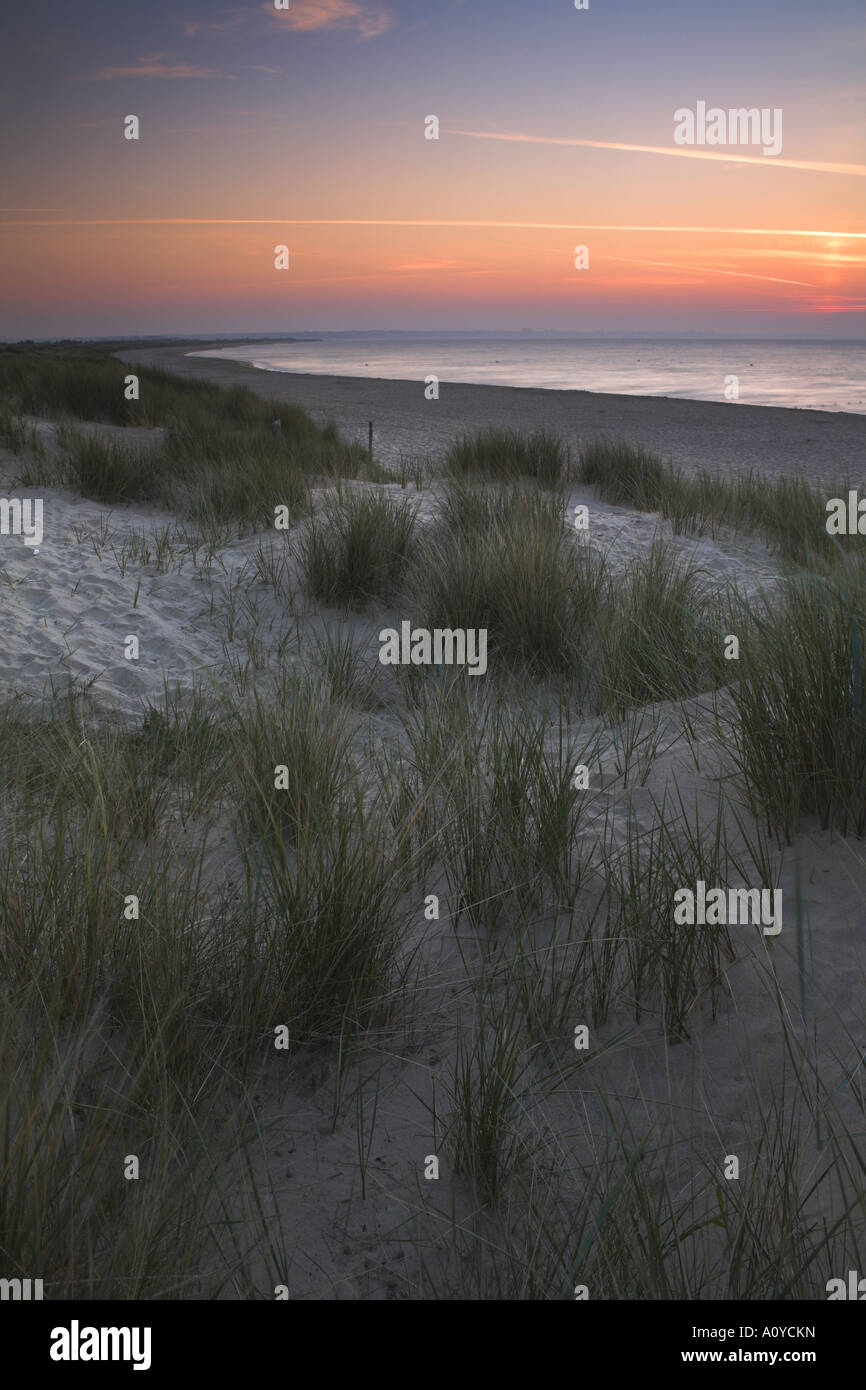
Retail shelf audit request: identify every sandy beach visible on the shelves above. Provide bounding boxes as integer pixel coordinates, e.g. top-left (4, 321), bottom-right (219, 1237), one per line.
top-left (2, 344), bottom-right (865, 1305)
top-left (117, 342), bottom-right (866, 484)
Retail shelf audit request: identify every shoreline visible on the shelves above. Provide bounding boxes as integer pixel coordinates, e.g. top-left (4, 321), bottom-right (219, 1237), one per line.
top-left (115, 341), bottom-right (866, 482)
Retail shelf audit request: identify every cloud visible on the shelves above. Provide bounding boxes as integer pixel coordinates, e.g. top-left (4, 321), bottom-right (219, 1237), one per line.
top-left (714, 248), bottom-right (866, 265)
top-left (265, 1), bottom-right (392, 40)
top-left (167, 127), bottom-right (272, 134)
top-left (446, 128), bottom-right (866, 178)
top-left (174, 3), bottom-right (391, 43)
top-left (180, 15), bottom-right (246, 37)
top-left (4, 219), bottom-right (863, 241)
top-left (597, 254), bottom-right (819, 289)
top-left (393, 259), bottom-right (464, 271)
top-left (90, 54), bottom-right (223, 80)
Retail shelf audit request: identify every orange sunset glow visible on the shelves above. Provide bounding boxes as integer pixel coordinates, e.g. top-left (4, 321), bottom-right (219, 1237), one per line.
top-left (0, 0), bottom-right (863, 336)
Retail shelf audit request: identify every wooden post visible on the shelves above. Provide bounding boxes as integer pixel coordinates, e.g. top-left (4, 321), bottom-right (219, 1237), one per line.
top-left (368, 421), bottom-right (373, 463)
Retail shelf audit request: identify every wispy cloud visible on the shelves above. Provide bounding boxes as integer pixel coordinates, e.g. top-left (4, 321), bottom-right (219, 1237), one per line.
top-left (167, 127), bottom-right (272, 135)
top-left (174, 3), bottom-right (391, 43)
top-left (265, 1), bottom-right (392, 40)
top-left (2, 219), bottom-right (863, 239)
top-left (393, 259), bottom-right (465, 271)
top-left (597, 254), bottom-right (819, 288)
top-left (446, 128), bottom-right (866, 177)
top-left (714, 248), bottom-right (866, 266)
top-left (180, 14), bottom-right (246, 38)
top-left (89, 54), bottom-right (224, 80)
top-left (389, 259), bottom-right (498, 276)
top-left (745, 298), bottom-right (866, 313)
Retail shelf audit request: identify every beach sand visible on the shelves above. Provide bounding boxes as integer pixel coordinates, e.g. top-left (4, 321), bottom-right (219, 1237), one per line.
top-left (2, 355), bottom-right (865, 1300)
top-left (0, 421), bottom-right (778, 718)
top-left (117, 342), bottom-right (866, 483)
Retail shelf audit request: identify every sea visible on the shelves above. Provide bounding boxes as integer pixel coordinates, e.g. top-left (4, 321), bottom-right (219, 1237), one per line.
top-left (190, 338), bottom-right (866, 414)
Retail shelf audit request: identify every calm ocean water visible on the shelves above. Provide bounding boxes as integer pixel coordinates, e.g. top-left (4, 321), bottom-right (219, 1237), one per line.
top-left (192, 338), bottom-right (866, 414)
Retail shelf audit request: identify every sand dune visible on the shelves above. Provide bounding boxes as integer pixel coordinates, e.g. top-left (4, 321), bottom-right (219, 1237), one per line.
top-left (2, 380), bottom-right (864, 1302)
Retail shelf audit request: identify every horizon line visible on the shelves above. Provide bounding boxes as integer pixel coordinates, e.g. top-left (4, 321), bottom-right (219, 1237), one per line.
top-left (5, 332), bottom-right (864, 345)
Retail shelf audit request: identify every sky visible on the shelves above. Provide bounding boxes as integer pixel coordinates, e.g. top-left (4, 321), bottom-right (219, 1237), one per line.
top-left (0, 0), bottom-right (864, 339)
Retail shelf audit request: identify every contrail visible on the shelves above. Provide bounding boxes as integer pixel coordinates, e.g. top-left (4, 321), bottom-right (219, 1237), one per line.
top-left (1, 218), bottom-right (863, 237)
top-left (598, 254), bottom-right (819, 288)
top-left (446, 128), bottom-right (866, 177)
